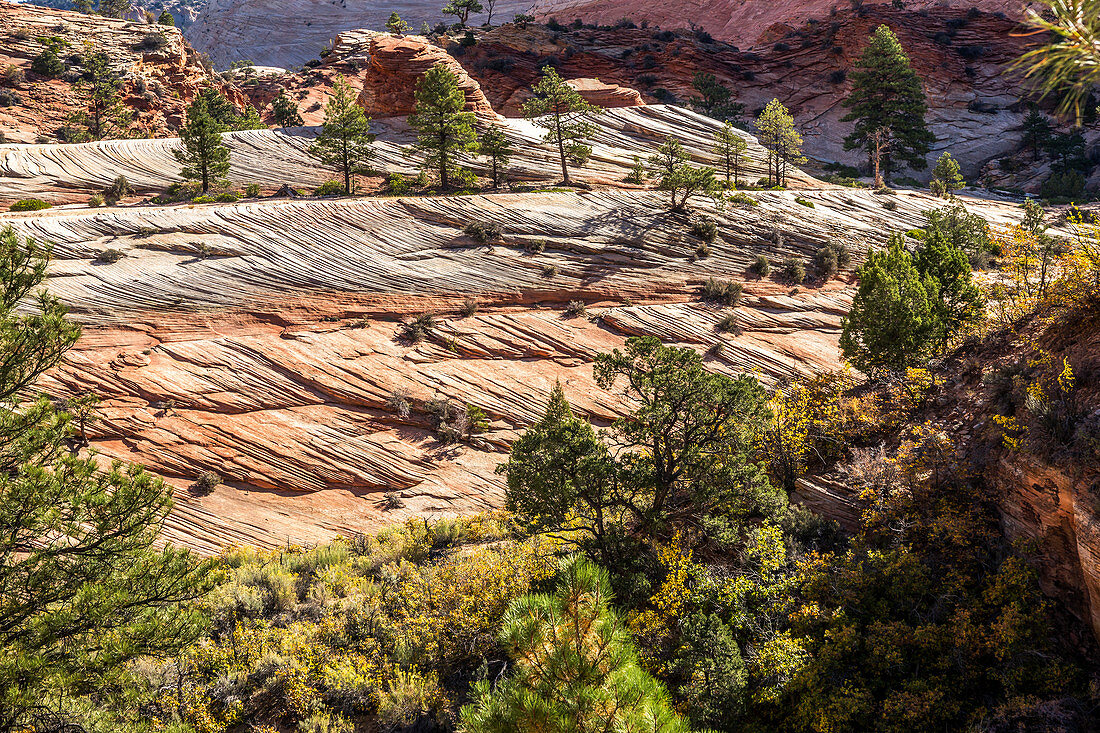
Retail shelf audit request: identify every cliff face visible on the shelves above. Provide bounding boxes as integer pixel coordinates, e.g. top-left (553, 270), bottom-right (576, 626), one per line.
top-left (531, 0), bottom-right (1035, 48)
top-left (0, 3), bottom-right (241, 143)
top-left (184, 0), bottom-right (536, 69)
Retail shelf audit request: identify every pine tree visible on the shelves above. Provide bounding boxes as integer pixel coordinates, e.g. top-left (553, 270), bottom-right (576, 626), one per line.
top-left (157, 8), bottom-right (175, 25)
top-left (840, 233), bottom-right (940, 373)
top-left (478, 124), bottom-right (513, 190)
top-left (930, 151), bottom-right (964, 197)
top-left (460, 556), bottom-right (690, 733)
top-left (68, 46), bottom-right (132, 141)
top-left (691, 72), bottom-right (744, 122)
top-left (271, 90), bottom-right (303, 128)
top-left (309, 76), bottom-right (375, 195)
top-left (386, 12), bottom-right (409, 34)
top-left (1021, 106), bottom-right (1052, 161)
top-left (0, 225), bottom-right (215, 733)
top-left (174, 96), bottom-right (231, 193)
top-left (648, 136), bottom-right (718, 210)
top-left (409, 64), bottom-right (478, 190)
top-left (442, 0), bottom-right (483, 26)
top-left (842, 25), bottom-right (935, 185)
top-left (713, 121), bottom-right (748, 187)
top-left (522, 67), bottom-right (603, 185)
top-left (755, 98), bottom-right (804, 187)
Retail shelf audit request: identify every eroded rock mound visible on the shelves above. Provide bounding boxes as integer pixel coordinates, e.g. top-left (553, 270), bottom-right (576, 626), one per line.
top-left (355, 32), bottom-right (497, 118)
top-left (0, 3), bottom-right (241, 143)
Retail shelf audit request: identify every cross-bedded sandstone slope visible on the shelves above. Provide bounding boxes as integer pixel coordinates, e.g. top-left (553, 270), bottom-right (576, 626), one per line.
top-left (0, 105), bottom-right (812, 204)
top-left (3, 183), bottom-right (1032, 554)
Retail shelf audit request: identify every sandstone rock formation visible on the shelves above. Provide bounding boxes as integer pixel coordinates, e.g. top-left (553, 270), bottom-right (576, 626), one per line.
top-left (565, 78), bottom-right (644, 108)
top-left (185, 0), bottom-right (537, 69)
top-left (0, 3), bottom-right (241, 143)
top-left (354, 33), bottom-right (497, 118)
top-left (0, 105), bottom-right (812, 203)
top-left (454, 8), bottom-right (1048, 177)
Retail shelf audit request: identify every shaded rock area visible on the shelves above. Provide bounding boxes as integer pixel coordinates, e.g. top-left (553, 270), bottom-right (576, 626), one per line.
top-left (532, 0), bottom-right (1034, 48)
top-left (0, 3), bottom-right (241, 143)
top-left (185, 0), bottom-right (536, 68)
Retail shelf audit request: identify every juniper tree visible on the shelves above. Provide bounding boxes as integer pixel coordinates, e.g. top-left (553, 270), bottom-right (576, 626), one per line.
top-left (840, 233), bottom-right (940, 372)
top-left (755, 98), bottom-right (804, 187)
top-left (174, 95), bottom-right (231, 193)
top-left (691, 72), bottom-right (744, 122)
top-left (915, 224), bottom-right (983, 347)
top-left (309, 76), bottom-right (375, 195)
top-left (0, 225), bottom-right (215, 733)
top-left (501, 337), bottom-right (777, 563)
top-left (460, 556), bottom-right (690, 733)
top-left (157, 8), bottom-right (174, 25)
top-left (386, 12), bottom-right (409, 34)
top-left (68, 46), bottom-right (132, 141)
top-left (522, 68), bottom-right (603, 185)
top-left (442, 0), bottom-right (483, 26)
top-left (271, 90), bottom-right (303, 128)
top-left (842, 25), bottom-right (935, 185)
top-left (478, 124), bottom-right (513, 189)
top-left (930, 151), bottom-right (964, 196)
top-left (648, 136), bottom-right (718, 210)
top-left (408, 63), bottom-right (478, 190)
top-left (713, 121), bottom-right (748, 187)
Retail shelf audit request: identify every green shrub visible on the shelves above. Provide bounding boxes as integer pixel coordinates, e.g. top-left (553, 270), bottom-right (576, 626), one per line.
top-left (524, 239), bottom-right (546, 254)
top-left (542, 264), bottom-right (559, 278)
top-left (388, 172), bottom-right (410, 195)
top-left (716, 312), bottom-right (741, 334)
top-left (696, 242), bottom-right (710, 258)
top-left (689, 214), bottom-right (718, 242)
top-left (215, 191), bottom-right (240, 203)
top-left (401, 313), bottom-right (437, 343)
top-left (564, 300), bottom-right (587, 317)
top-left (103, 175), bottom-right (133, 205)
top-left (813, 246), bottom-right (838, 279)
top-left (190, 470), bottom-right (222, 495)
top-left (700, 277), bottom-right (743, 305)
top-left (1040, 170), bottom-right (1086, 201)
top-left (781, 256), bottom-right (806, 284)
top-left (192, 195), bottom-right (215, 204)
top-left (795, 196), bottom-right (815, 208)
top-left (31, 48), bottom-right (65, 77)
top-left (728, 192), bottom-right (759, 206)
top-left (883, 199), bottom-right (898, 211)
top-left (314, 180), bottom-right (345, 197)
top-left (464, 221), bottom-right (503, 243)
top-left (88, 194), bottom-right (104, 207)
top-left (95, 248), bottom-right (125, 264)
top-left (459, 298), bottom-right (479, 317)
top-left (9, 198), bottom-right (51, 212)
top-left (0, 89), bottom-right (22, 107)
top-left (245, 183), bottom-right (261, 198)
top-left (749, 254), bottom-right (771, 277)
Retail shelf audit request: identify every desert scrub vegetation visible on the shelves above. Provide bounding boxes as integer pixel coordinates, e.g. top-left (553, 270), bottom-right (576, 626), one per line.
top-left (700, 277), bottom-right (743, 305)
top-left (749, 254), bottom-right (771, 277)
top-left (688, 213), bottom-right (718, 242)
top-left (399, 313), bottom-right (437, 343)
top-left (464, 221), bottom-right (504, 243)
top-left (780, 256), bottom-right (806, 284)
top-left (140, 515), bottom-right (558, 733)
